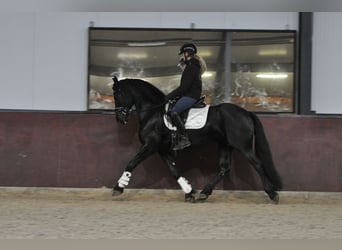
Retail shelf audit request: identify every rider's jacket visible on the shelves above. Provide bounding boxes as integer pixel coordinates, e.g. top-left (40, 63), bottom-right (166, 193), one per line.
top-left (165, 57), bottom-right (202, 101)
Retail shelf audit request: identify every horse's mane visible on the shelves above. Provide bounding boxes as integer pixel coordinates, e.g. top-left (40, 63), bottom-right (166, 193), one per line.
top-left (120, 78), bottom-right (165, 104)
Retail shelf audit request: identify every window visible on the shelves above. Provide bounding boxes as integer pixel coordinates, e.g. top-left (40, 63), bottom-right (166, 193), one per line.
top-left (88, 28), bottom-right (296, 112)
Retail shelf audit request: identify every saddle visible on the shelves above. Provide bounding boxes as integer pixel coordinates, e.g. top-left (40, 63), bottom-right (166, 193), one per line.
top-left (164, 96), bottom-right (210, 130)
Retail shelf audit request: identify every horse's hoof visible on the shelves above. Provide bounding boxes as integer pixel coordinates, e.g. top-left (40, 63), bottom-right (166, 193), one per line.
top-left (267, 191), bottom-right (279, 204)
top-left (112, 190), bottom-right (123, 196)
top-left (185, 195), bottom-right (196, 203)
top-left (271, 193), bottom-right (280, 204)
top-left (184, 190), bottom-right (197, 203)
top-left (195, 193), bottom-right (209, 202)
top-left (112, 186), bottom-right (124, 196)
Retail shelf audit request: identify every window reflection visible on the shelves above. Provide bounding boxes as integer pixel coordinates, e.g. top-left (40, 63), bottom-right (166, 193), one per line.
top-left (230, 32), bottom-right (295, 112)
top-left (88, 29), bottom-right (295, 112)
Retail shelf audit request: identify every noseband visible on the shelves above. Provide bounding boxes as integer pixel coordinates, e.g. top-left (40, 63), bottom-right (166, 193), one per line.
top-left (114, 106), bottom-right (131, 124)
top-left (114, 101), bottom-right (168, 125)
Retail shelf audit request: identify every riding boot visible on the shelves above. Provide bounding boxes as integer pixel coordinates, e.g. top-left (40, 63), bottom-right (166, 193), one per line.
top-left (170, 113), bottom-right (191, 150)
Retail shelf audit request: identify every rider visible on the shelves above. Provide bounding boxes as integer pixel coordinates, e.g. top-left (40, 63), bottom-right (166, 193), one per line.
top-left (165, 43), bottom-right (206, 150)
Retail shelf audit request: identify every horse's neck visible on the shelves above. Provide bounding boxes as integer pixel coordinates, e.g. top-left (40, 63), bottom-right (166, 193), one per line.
top-left (128, 82), bottom-right (164, 122)
top-left (133, 96), bottom-right (158, 110)
top-left (131, 87), bottom-right (163, 111)
top-left (131, 95), bottom-right (163, 123)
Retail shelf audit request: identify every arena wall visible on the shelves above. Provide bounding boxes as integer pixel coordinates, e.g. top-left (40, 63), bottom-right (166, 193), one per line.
top-left (0, 112), bottom-right (341, 192)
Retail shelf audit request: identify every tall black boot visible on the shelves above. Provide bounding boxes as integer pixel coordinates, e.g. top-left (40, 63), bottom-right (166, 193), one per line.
top-left (170, 113), bottom-right (191, 150)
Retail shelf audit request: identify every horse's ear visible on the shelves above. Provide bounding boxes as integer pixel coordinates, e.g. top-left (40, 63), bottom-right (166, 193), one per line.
top-left (112, 76), bottom-right (119, 84)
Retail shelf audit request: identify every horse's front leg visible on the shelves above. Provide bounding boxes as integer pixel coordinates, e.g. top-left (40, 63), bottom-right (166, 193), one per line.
top-left (113, 144), bottom-right (155, 196)
top-left (160, 153), bottom-right (196, 202)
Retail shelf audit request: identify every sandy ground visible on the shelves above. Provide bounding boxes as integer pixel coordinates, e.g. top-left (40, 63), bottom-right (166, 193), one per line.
top-left (0, 187), bottom-right (342, 239)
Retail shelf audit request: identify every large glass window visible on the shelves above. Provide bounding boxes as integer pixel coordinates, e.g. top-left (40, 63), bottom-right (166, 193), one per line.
top-left (88, 28), bottom-right (296, 112)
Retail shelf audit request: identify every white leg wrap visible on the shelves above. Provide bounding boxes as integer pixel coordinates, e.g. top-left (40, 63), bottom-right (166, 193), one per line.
top-left (177, 177), bottom-right (192, 194)
top-left (118, 171), bottom-right (132, 188)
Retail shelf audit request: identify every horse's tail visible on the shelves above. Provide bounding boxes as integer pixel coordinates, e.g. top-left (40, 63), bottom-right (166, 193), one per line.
top-left (249, 112), bottom-right (283, 190)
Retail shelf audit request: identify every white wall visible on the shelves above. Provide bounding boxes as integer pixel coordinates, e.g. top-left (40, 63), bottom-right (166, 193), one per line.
top-left (311, 12), bottom-right (342, 114)
top-left (0, 12), bottom-right (97, 111)
top-left (0, 13), bottom-right (35, 109)
top-left (0, 12), bottom-right (298, 111)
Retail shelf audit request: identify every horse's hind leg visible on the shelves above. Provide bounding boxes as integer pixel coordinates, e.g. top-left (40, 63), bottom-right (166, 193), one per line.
top-left (242, 150), bottom-right (279, 203)
top-left (197, 145), bottom-right (232, 202)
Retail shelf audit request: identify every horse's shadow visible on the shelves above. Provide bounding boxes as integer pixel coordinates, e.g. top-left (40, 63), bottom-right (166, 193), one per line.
top-left (174, 143), bottom-right (263, 192)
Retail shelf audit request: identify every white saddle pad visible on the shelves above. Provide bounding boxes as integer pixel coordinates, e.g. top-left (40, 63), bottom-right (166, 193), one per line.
top-left (164, 104), bottom-right (210, 130)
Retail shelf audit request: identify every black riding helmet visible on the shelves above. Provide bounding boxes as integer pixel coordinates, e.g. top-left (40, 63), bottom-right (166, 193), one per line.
top-left (178, 43), bottom-right (197, 55)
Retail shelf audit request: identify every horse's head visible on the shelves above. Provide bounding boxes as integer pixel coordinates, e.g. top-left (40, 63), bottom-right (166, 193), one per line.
top-left (112, 76), bottom-right (134, 125)
top-left (112, 76), bottom-right (166, 124)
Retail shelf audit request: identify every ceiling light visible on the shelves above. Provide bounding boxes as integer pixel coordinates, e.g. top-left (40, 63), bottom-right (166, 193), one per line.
top-left (117, 52), bottom-right (148, 60)
top-left (256, 73), bottom-right (288, 79)
top-left (127, 42), bottom-right (166, 47)
top-left (198, 51), bottom-right (212, 57)
top-left (258, 49), bottom-right (287, 56)
top-left (202, 72), bottom-right (214, 78)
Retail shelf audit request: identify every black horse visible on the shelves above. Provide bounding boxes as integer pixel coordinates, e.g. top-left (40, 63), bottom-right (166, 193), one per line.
top-left (111, 76), bottom-right (282, 203)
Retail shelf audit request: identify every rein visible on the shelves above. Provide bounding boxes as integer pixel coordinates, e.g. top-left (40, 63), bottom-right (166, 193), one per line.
top-left (113, 101), bottom-right (167, 114)
top-left (139, 101), bottom-right (168, 113)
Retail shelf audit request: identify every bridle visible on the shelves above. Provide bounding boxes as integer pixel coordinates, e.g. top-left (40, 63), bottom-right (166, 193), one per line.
top-left (113, 100), bottom-right (168, 125)
top-left (113, 106), bottom-right (131, 124)
top-left (114, 101), bottom-right (168, 115)
top-left (113, 80), bottom-right (168, 124)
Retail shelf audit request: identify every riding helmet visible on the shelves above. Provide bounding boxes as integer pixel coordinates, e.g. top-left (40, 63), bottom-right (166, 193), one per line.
top-left (178, 43), bottom-right (197, 55)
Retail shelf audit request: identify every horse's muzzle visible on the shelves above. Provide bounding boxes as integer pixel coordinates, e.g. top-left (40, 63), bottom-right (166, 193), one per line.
top-left (115, 107), bottom-right (129, 124)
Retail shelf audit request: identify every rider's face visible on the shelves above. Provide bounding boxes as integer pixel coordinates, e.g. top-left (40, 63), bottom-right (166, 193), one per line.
top-left (181, 52), bottom-right (191, 61)
top-left (178, 53), bottom-right (186, 71)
